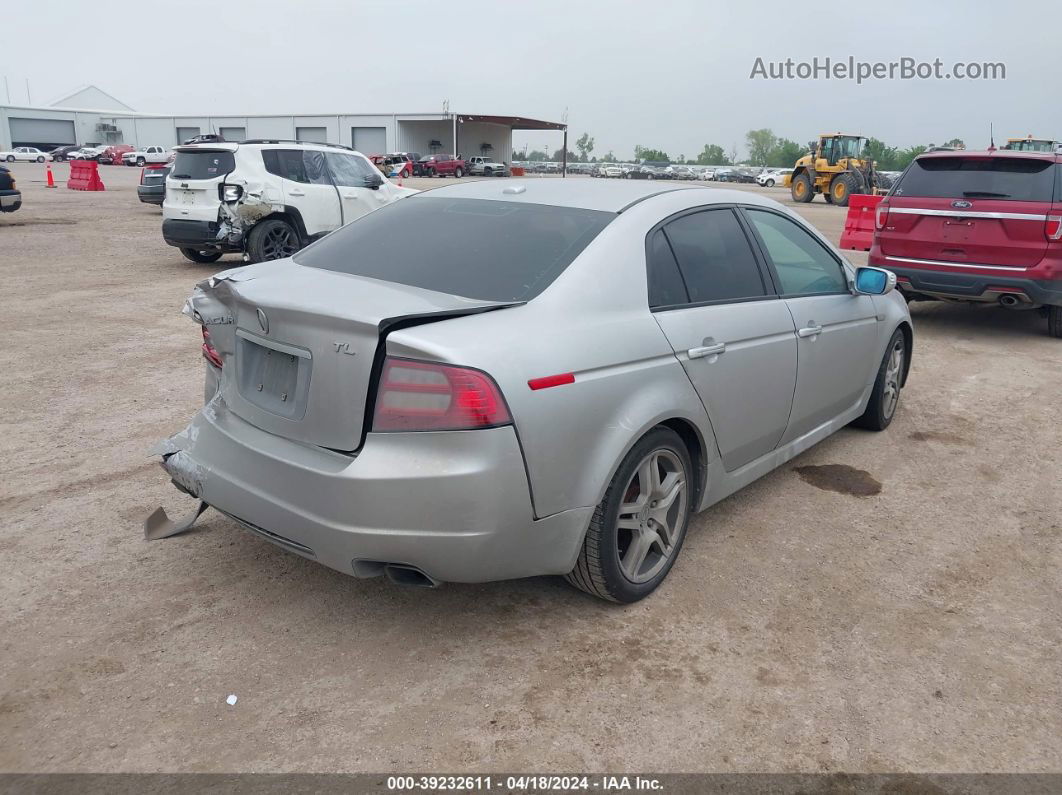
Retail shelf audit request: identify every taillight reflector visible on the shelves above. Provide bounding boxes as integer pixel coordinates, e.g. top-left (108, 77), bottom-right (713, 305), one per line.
top-left (201, 326), bottom-right (223, 368)
top-left (1045, 215), bottom-right (1062, 240)
top-left (372, 357), bottom-right (510, 432)
top-left (875, 202), bottom-right (890, 230)
top-left (528, 373), bottom-right (575, 391)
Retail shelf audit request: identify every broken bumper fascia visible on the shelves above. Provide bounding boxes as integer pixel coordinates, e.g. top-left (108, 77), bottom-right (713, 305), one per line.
top-left (162, 219), bottom-right (244, 253)
top-left (148, 397), bottom-right (592, 584)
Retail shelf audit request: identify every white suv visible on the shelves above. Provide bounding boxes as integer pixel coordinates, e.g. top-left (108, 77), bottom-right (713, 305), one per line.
top-left (162, 141), bottom-right (416, 263)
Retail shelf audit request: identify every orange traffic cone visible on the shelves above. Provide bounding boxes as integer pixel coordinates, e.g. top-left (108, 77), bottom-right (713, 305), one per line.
top-left (46, 163), bottom-right (56, 188)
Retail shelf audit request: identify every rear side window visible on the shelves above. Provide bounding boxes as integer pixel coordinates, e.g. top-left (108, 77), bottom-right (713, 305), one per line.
top-left (647, 229), bottom-right (688, 308)
top-left (662, 209), bottom-right (766, 303)
top-left (893, 156), bottom-right (1057, 201)
top-left (170, 151), bottom-right (234, 180)
top-left (295, 197), bottom-right (613, 302)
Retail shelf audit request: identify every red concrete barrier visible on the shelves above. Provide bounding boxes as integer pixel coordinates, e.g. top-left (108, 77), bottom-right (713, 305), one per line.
top-left (510, 166), bottom-right (525, 176)
top-left (67, 159), bottom-right (106, 191)
top-left (839, 193), bottom-right (882, 251)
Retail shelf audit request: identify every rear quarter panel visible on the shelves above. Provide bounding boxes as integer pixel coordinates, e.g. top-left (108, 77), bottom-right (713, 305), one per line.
top-left (385, 204), bottom-right (720, 518)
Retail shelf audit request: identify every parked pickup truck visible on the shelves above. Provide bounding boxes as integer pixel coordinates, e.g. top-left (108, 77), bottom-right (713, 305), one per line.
top-left (123, 146), bottom-right (171, 166)
top-left (417, 153), bottom-right (465, 177)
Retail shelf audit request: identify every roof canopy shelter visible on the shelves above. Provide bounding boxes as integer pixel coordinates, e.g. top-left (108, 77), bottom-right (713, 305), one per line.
top-left (457, 114), bottom-right (569, 175)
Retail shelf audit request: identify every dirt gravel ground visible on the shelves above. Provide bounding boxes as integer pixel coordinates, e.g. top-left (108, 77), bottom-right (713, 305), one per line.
top-left (1, 163), bottom-right (1060, 773)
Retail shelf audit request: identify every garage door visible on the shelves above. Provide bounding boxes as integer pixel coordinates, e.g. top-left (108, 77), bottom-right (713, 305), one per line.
top-left (296, 126), bottom-right (327, 144)
top-left (9, 117), bottom-right (76, 148)
top-left (352, 126), bottom-right (386, 155)
top-left (176, 127), bottom-right (201, 144)
top-left (218, 127), bottom-right (246, 141)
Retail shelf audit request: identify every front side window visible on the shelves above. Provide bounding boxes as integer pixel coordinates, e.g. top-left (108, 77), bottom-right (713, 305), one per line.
top-left (326, 152), bottom-right (377, 187)
top-left (745, 209), bottom-right (848, 296)
top-left (661, 209), bottom-right (766, 303)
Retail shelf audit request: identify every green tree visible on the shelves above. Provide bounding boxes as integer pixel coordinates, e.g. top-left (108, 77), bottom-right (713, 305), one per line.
top-left (552, 147), bottom-right (578, 162)
top-left (745, 128), bottom-right (778, 166)
top-left (767, 138), bottom-right (805, 167)
top-left (942, 138), bottom-right (965, 150)
top-left (633, 145), bottom-right (670, 162)
top-left (598, 151), bottom-right (618, 162)
top-left (863, 137), bottom-right (901, 171)
top-left (575, 132), bottom-right (595, 162)
top-left (895, 145), bottom-right (927, 169)
top-left (695, 144), bottom-right (729, 165)
top-left (525, 149), bottom-right (549, 161)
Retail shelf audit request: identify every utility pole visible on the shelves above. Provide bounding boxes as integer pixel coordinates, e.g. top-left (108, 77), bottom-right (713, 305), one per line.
top-left (3, 76), bottom-right (10, 103)
top-left (25, 78), bottom-right (31, 105)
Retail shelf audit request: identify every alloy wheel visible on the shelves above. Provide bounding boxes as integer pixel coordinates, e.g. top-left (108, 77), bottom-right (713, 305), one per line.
top-left (615, 449), bottom-right (688, 584)
top-left (262, 225), bottom-right (299, 260)
top-left (882, 340), bottom-right (904, 419)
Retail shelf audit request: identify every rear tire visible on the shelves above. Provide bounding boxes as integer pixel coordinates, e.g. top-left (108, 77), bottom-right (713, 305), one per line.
top-left (54, 155), bottom-right (65, 162)
top-left (852, 329), bottom-right (906, 430)
top-left (791, 172), bottom-right (813, 202)
top-left (454, 167), bottom-right (464, 178)
top-left (1048, 305), bottom-right (1062, 338)
top-left (565, 427), bottom-right (693, 603)
top-left (180, 248), bottom-right (223, 264)
top-left (247, 218), bottom-right (300, 263)
top-left (5, 156), bottom-right (13, 162)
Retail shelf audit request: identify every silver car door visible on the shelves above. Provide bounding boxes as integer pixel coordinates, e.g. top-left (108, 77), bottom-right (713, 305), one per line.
top-left (743, 207), bottom-right (880, 444)
top-left (649, 209), bottom-right (798, 472)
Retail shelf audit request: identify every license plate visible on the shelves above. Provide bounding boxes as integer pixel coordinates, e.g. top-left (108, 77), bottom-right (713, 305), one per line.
top-left (179, 190), bottom-right (196, 206)
top-left (236, 335), bottom-right (308, 419)
top-left (941, 219), bottom-right (974, 242)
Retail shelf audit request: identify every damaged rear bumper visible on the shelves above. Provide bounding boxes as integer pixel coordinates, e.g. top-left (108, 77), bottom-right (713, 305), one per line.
top-left (162, 219), bottom-right (243, 253)
top-left (150, 397), bottom-right (591, 585)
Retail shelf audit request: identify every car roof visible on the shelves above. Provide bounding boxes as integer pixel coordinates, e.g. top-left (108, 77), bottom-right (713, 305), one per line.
top-left (917, 148), bottom-right (1062, 163)
top-left (412, 179), bottom-right (780, 213)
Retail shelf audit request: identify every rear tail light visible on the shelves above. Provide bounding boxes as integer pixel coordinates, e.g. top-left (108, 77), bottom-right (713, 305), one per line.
top-left (201, 326), bottom-right (223, 369)
top-left (1045, 215), bottom-right (1062, 241)
top-left (875, 201), bottom-right (890, 230)
top-left (372, 357), bottom-right (510, 432)
top-left (219, 183), bottom-right (244, 202)
top-left (139, 167), bottom-right (145, 184)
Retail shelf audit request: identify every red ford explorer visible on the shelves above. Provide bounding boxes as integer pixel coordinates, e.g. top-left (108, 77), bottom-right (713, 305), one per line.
top-left (869, 149), bottom-right (1062, 337)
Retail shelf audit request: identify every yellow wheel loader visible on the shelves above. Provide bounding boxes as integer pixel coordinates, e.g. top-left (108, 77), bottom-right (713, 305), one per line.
top-left (783, 133), bottom-right (882, 207)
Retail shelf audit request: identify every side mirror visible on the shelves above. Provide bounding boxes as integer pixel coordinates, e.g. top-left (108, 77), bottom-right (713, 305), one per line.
top-left (854, 266), bottom-right (896, 295)
top-left (363, 173), bottom-right (384, 189)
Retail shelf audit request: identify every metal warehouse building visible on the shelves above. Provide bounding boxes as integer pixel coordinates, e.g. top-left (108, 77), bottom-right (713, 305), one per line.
top-left (0, 85), bottom-right (565, 161)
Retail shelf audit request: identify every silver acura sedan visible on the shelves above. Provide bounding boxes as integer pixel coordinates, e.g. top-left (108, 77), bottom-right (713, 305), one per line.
top-left (147, 180), bottom-right (912, 602)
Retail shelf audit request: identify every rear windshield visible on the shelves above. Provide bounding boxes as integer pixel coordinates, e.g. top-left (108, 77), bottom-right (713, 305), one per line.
top-left (295, 197), bottom-right (614, 302)
top-left (170, 150), bottom-right (235, 180)
top-left (892, 157), bottom-right (1057, 202)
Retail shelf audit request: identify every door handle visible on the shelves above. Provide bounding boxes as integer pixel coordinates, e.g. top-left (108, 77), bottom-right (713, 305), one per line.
top-left (797, 324), bottom-right (822, 338)
top-left (288, 190), bottom-right (305, 197)
top-left (688, 342), bottom-right (726, 359)
top-left (341, 191), bottom-right (357, 198)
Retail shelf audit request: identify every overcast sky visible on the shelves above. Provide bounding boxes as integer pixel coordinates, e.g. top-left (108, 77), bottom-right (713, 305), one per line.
top-left (5, 0), bottom-right (1056, 159)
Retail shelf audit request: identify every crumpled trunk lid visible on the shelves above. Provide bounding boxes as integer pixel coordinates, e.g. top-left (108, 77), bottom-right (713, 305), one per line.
top-left (186, 260), bottom-right (511, 451)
